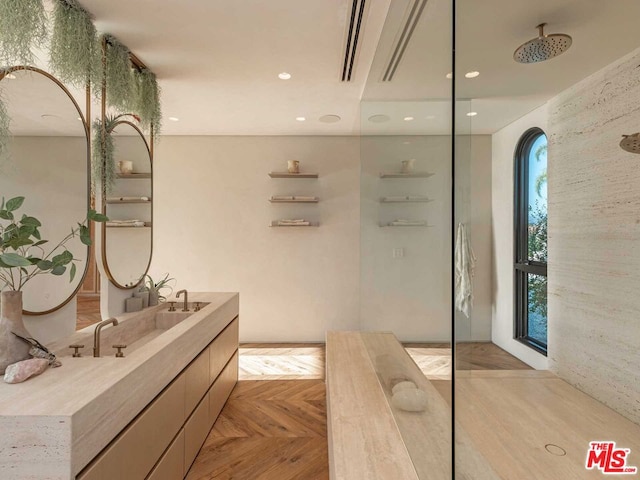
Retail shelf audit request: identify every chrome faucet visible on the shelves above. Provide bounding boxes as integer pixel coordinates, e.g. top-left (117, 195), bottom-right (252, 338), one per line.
top-left (94, 318), bottom-right (119, 357)
top-left (176, 289), bottom-right (189, 312)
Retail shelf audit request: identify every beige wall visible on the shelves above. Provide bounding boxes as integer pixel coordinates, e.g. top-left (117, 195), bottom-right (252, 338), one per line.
top-left (150, 136), bottom-right (361, 342)
top-left (547, 48), bottom-right (640, 424)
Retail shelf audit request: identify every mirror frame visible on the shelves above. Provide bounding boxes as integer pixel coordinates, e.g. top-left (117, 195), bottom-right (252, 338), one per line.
top-left (100, 119), bottom-right (153, 289)
top-left (0, 65), bottom-right (91, 315)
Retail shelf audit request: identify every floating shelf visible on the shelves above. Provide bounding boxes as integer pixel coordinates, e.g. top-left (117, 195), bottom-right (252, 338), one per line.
top-left (116, 173), bottom-right (152, 179)
top-left (380, 196), bottom-right (432, 203)
top-left (269, 172), bottom-right (319, 178)
top-left (269, 197), bottom-right (319, 203)
top-left (379, 172), bottom-right (434, 179)
top-left (379, 222), bottom-right (430, 228)
top-left (106, 199), bottom-right (152, 204)
top-left (270, 221), bottom-right (319, 227)
top-left (106, 222), bottom-right (152, 228)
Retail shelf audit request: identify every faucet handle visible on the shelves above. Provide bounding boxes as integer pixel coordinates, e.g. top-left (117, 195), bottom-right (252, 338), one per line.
top-left (194, 302), bottom-right (201, 312)
top-left (168, 301), bottom-right (176, 312)
top-left (113, 344), bottom-right (127, 358)
top-left (69, 344), bottom-right (84, 357)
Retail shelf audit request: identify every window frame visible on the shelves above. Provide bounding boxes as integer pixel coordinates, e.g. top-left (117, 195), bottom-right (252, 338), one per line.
top-left (513, 127), bottom-right (548, 355)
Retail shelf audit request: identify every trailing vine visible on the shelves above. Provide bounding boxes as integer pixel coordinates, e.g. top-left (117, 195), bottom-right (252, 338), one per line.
top-left (0, 0), bottom-right (47, 66)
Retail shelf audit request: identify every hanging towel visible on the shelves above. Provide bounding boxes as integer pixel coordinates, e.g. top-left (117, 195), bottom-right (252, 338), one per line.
top-left (455, 223), bottom-right (476, 318)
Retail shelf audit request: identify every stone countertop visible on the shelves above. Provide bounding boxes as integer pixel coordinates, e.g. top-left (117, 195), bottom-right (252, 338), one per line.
top-left (0, 292), bottom-right (239, 478)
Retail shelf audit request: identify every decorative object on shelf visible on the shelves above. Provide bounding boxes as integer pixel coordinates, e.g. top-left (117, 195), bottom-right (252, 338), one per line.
top-left (135, 68), bottom-right (162, 135)
top-left (105, 219), bottom-right (147, 228)
top-left (49, 0), bottom-right (99, 87)
top-left (287, 160), bottom-right (300, 173)
top-left (12, 331), bottom-right (60, 366)
top-left (0, 196), bottom-right (108, 293)
top-left (102, 34), bottom-right (136, 112)
top-left (117, 160), bottom-right (133, 174)
top-left (268, 172), bottom-right (318, 178)
top-left (145, 273), bottom-right (175, 306)
top-left (133, 287), bottom-right (149, 308)
top-left (125, 295), bottom-right (143, 313)
top-left (401, 159), bottom-right (415, 173)
top-left (0, 291), bottom-right (31, 374)
top-left (0, 0), bottom-right (47, 66)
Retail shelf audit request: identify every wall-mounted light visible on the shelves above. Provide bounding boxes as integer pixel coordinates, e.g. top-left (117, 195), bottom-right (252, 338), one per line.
top-left (620, 133), bottom-right (640, 153)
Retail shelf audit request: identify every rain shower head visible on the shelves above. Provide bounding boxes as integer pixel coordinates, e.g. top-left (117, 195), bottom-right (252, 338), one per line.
top-left (620, 133), bottom-right (640, 154)
top-left (513, 23), bottom-right (572, 64)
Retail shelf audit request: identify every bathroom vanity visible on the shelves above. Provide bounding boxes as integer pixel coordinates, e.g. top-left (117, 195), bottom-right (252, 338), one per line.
top-left (0, 292), bottom-right (239, 480)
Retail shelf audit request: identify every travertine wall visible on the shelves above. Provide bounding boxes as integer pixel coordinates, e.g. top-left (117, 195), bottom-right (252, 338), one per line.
top-left (548, 47), bottom-right (640, 424)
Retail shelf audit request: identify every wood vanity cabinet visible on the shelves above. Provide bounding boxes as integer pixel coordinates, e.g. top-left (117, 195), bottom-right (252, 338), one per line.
top-left (77, 316), bottom-right (239, 480)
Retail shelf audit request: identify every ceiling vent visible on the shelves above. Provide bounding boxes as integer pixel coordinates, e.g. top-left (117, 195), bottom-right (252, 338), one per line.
top-left (382, 0), bottom-right (428, 82)
top-left (341, 0), bottom-right (367, 82)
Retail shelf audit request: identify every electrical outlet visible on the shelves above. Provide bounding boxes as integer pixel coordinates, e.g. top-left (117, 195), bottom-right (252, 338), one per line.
top-left (392, 247), bottom-right (404, 258)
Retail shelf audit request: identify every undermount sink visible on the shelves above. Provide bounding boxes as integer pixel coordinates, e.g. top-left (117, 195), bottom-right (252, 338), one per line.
top-left (56, 302), bottom-right (210, 358)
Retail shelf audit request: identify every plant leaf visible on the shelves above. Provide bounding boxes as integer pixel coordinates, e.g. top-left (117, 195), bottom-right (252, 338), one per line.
top-left (0, 252), bottom-right (32, 267)
top-left (33, 240), bottom-right (47, 246)
top-left (0, 210), bottom-right (13, 220)
top-left (52, 250), bottom-right (73, 265)
top-left (37, 260), bottom-right (54, 270)
top-left (20, 216), bottom-right (41, 227)
top-left (51, 265), bottom-right (66, 276)
top-left (88, 210), bottom-right (109, 222)
top-left (5, 197), bottom-right (24, 212)
top-left (69, 263), bottom-right (76, 282)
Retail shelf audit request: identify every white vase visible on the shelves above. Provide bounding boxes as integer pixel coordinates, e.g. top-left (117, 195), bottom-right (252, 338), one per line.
top-left (0, 291), bottom-right (31, 374)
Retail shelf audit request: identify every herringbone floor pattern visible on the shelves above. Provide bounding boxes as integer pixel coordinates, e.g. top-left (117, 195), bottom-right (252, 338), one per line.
top-left (186, 380), bottom-right (329, 480)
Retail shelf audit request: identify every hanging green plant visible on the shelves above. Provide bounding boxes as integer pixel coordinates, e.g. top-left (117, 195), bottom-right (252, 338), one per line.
top-left (135, 68), bottom-right (162, 136)
top-left (91, 116), bottom-right (115, 194)
top-left (102, 35), bottom-right (135, 112)
top-left (0, 0), bottom-right (47, 66)
top-left (49, 0), bottom-right (99, 87)
top-left (0, 95), bottom-right (11, 165)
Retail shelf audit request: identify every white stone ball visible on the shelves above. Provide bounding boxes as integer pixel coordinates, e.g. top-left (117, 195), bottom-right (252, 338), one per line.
top-left (391, 388), bottom-right (428, 412)
top-left (391, 380), bottom-right (417, 395)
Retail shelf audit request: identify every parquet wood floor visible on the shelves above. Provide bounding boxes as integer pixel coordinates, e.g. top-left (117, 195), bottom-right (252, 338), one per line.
top-left (186, 380), bottom-right (328, 480)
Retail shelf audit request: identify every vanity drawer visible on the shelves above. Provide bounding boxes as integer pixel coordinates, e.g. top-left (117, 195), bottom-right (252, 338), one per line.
top-left (210, 351), bottom-right (238, 424)
top-left (210, 316), bottom-right (239, 384)
top-left (184, 391), bottom-right (211, 476)
top-left (185, 346), bottom-right (210, 419)
top-left (77, 373), bottom-right (186, 480)
top-left (146, 429), bottom-right (185, 480)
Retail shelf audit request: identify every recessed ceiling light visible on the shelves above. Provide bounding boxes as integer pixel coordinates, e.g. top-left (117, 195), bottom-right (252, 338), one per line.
top-left (368, 114), bottom-right (390, 123)
top-left (446, 72), bottom-right (453, 79)
top-left (278, 72), bottom-right (291, 80)
top-left (41, 114), bottom-right (60, 120)
top-left (319, 114), bottom-right (341, 123)
top-left (466, 112), bottom-right (478, 117)
top-left (425, 115), bottom-right (436, 120)
top-left (5, 73), bottom-right (16, 80)
top-left (465, 71), bottom-right (480, 78)
top-left (77, 117), bottom-right (83, 121)
top-left (296, 116), bottom-right (306, 122)
top-left (169, 116), bottom-right (179, 122)
top-left (404, 116), bottom-right (415, 121)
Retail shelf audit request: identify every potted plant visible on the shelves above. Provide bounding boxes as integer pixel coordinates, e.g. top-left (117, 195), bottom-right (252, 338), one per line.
top-left (145, 273), bottom-right (175, 306)
top-left (0, 196), bottom-right (107, 373)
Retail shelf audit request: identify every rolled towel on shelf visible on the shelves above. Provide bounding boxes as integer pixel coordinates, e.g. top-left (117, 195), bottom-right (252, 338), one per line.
top-left (271, 195), bottom-right (295, 201)
top-left (277, 219), bottom-right (310, 226)
top-left (106, 220), bottom-right (146, 227)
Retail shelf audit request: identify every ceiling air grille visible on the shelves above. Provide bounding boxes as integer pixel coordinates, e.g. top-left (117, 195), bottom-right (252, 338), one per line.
top-left (341, 0), bottom-right (367, 82)
top-left (382, 0), bottom-right (428, 82)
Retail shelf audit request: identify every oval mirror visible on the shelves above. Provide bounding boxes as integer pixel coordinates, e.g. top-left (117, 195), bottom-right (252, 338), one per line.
top-left (0, 66), bottom-right (90, 315)
top-left (102, 121), bottom-right (152, 289)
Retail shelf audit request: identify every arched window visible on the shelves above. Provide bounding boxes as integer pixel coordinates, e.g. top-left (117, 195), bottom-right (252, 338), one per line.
top-left (514, 128), bottom-right (548, 354)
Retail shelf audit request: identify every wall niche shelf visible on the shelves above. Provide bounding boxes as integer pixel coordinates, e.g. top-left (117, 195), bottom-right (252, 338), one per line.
top-left (270, 221), bottom-right (319, 227)
top-left (106, 222), bottom-right (152, 228)
top-left (106, 199), bottom-right (152, 204)
top-left (269, 196), bottom-right (319, 203)
top-left (380, 196), bottom-right (432, 203)
top-left (116, 173), bottom-right (152, 179)
top-left (379, 221), bottom-right (430, 228)
top-left (269, 172), bottom-right (319, 178)
top-left (379, 172), bottom-right (434, 179)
